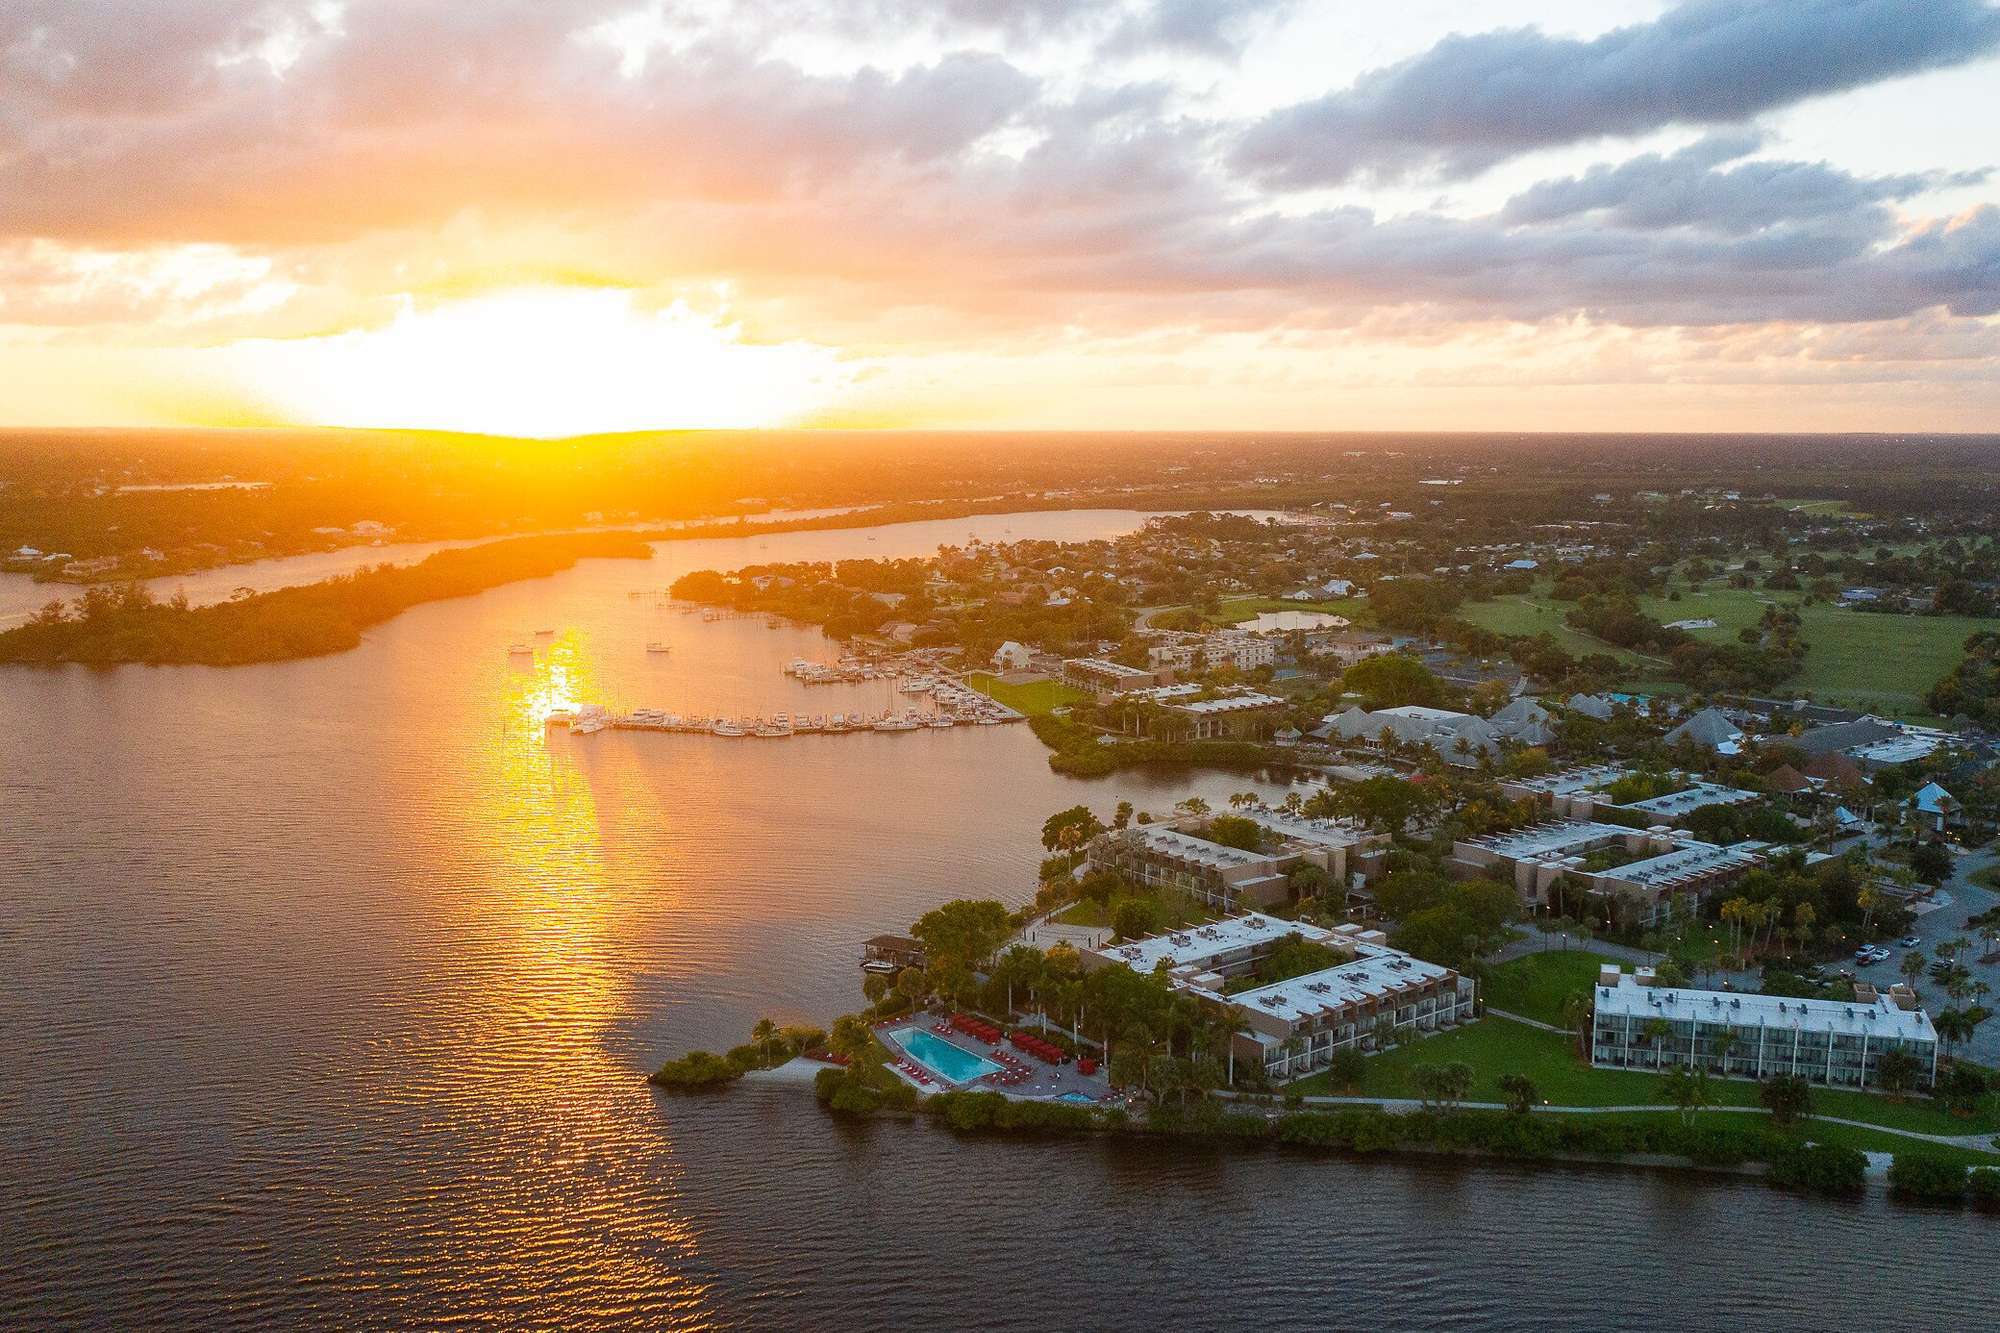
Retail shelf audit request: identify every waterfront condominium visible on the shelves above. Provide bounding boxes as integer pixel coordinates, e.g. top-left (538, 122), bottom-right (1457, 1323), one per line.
top-left (1589, 969), bottom-right (1938, 1090)
top-left (1081, 913), bottom-right (1476, 1083)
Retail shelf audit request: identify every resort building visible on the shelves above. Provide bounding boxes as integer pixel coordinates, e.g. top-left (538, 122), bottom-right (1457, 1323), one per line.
top-left (1162, 690), bottom-right (1286, 740)
top-left (1144, 629), bottom-right (1278, 673)
top-left (1448, 820), bottom-right (1762, 928)
top-left (1061, 657), bottom-right (1169, 696)
top-left (1590, 969), bottom-right (1937, 1090)
top-left (1497, 766), bottom-right (1760, 826)
top-left (1081, 913), bottom-right (1476, 1082)
top-left (1085, 813), bottom-right (1389, 911)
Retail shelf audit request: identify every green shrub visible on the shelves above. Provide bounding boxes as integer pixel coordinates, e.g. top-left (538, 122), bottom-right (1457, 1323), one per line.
top-left (1968, 1168), bottom-right (2000, 1211)
top-left (1888, 1154), bottom-right (1968, 1201)
top-left (648, 1049), bottom-right (745, 1092)
top-left (1768, 1143), bottom-right (1867, 1196)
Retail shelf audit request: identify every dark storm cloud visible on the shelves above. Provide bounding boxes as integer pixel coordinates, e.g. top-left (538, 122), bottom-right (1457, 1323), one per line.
top-left (1235, 0), bottom-right (2000, 187)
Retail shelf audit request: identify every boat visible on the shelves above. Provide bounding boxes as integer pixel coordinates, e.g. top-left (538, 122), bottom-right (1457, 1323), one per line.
top-left (794, 715), bottom-right (821, 733)
top-left (646, 642), bottom-right (671, 654)
top-left (928, 715), bottom-right (953, 728)
top-left (755, 713), bottom-right (794, 738)
top-left (873, 714), bottom-right (921, 732)
top-left (711, 719), bottom-right (745, 738)
top-left (534, 628), bottom-right (555, 637)
top-left (508, 643), bottom-right (533, 656)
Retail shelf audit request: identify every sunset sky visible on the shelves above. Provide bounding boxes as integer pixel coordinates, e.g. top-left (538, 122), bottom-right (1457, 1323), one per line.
top-left (4, 0), bottom-right (1999, 434)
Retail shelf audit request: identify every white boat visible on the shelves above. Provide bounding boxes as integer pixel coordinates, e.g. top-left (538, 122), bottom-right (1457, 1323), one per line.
top-left (928, 715), bottom-right (953, 728)
top-left (755, 713), bottom-right (794, 738)
top-left (508, 644), bottom-right (533, 656)
top-left (873, 714), bottom-right (920, 732)
top-left (534, 628), bottom-right (555, 637)
top-left (711, 719), bottom-right (745, 737)
top-left (646, 642), bottom-right (671, 654)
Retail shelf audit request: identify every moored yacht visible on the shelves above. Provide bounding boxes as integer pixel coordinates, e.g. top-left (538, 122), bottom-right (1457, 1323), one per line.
top-left (711, 718), bottom-right (745, 737)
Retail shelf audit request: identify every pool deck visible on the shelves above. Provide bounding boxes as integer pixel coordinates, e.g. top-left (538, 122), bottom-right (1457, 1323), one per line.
top-left (878, 1014), bottom-right (1120, 1103)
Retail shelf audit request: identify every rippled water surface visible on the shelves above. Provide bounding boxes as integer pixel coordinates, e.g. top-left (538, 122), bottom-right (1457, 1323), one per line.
top-left (3, 509), bottom-right (1994, 1327)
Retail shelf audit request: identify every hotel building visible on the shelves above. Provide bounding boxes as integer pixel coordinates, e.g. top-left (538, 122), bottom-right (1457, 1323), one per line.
top-left (1448, 819), bottom-right (1761, 929)
top-left (1082, 912), bottom-right (1477, 1082)
top-left (1590, 969), bottom-right (1937, 1090)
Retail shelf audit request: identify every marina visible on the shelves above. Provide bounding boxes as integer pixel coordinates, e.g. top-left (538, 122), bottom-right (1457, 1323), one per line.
top-left (549, 672), bottom-right (1025, 740)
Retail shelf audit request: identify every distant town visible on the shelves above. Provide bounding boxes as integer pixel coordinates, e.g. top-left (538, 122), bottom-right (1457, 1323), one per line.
top-left (653, 472), bottom-right (2000, 1206)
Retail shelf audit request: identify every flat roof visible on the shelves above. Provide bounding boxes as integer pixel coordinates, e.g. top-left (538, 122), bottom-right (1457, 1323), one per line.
top-left (1065, 657), bottom-right (1156, 678)
top-left (1601, 840), bottom-right (1757, 888)
top-left (1377, 705), bottom-right (1472, 722)
top-left (1621, 782), bottom-right (1761, 817)
top-left (1463, 819), bottom-right (1634, 861)
top-left (1127, 825), bottom-right (1272, 869)
top-left (1508, 764), bottom-right (1630, 797)
top-left (1170, 691), bottom-right (1285, 714)
top-left (1095, 911), bottom-right (1333, 975)
top-left (1231, 946), bottom-right (1456, 1023)
top-left (1237, 807), bottom-right (1376, 850)
top-left (1595, 974), bottom-right (1935, 1042)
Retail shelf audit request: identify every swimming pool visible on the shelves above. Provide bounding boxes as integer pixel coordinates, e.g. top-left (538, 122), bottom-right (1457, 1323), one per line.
top-left (1056, 1092), bottom-right (1096, 1105)
top-left (894, 1029), bottom-right (1001, 1085)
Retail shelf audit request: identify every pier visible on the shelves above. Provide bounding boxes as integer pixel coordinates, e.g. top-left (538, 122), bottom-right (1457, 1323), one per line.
top-left (547, 673), bottom-right (1025, 739)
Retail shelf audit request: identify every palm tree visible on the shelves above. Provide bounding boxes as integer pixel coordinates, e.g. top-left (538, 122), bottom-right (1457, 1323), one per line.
top-left (1641, 1016), bottom-right (1673, 1068)
top-left (752, 1017), bottom-right (778, 1068)
top-left (1712, 1030), bottom-right (1738, 1078)
top-left (1900, 948), bottom-right (1927, 993)
top-left (1558, 992), bottom-right (1594, 1058)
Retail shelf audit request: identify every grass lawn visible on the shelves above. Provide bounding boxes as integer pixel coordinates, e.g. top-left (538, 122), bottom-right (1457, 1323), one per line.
top-left (964, 672), bottom-right (1090, 716)
top-left (1481, 950), bottom-right (1620, 1027)
top-left (1457, 592), bottom-right (1657, 666)
top-left (1465, 579), bottom-right (1979, 718)
top-left (1287, 1016), bottom-right (2000, 1136)
top-left (1052, 887), bottom-right (1216, 932)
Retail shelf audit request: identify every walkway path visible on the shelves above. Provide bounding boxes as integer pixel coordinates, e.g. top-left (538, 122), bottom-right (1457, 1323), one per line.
top-left (1230, 1092), bottom-right (2000, 1152)
top-left (1482, 1007), bottom-right (1567, 1033)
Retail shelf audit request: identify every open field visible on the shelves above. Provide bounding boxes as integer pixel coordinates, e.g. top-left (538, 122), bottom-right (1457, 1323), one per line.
top-left (1457, 594), bottom-right (1657, 666)
top-left (1288, 1016), bottom-right (2000, 1138)
top-left (1463, 580), bottom-right (1986, 717)
top-left (964, 672), bottom-right (1090, 716)
top-left (1214, 596), bottom-right (1373, 625)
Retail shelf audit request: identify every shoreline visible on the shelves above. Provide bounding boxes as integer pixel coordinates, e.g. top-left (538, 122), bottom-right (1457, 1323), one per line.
top-left (738, 1072), bottom-right (1997, 1203)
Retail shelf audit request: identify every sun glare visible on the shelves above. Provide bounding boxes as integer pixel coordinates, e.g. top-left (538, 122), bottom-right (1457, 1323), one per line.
top-left (226, 287), bottom-right (850, 437)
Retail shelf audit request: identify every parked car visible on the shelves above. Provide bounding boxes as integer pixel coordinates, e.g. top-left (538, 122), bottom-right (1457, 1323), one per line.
top-left (1900, 935), bottom-right (1922, 949)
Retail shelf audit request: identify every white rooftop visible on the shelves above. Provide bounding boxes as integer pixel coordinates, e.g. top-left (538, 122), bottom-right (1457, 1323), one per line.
top-left (1170, 691), bottom-right (1285, 715)
top-left (1230, 947), bottom-right (1456, 1023)
top-left (1236, 806), bottom-right (1376, 850)
top-left (1601, 840), bottom-right (1760, 888)
top-left (1377, 705), bottom-right (1472, 722)
top-left (1594, 974), bottom-right (1935, 1042)
top-left (1127, 825), bottom-right (1272, 870)
top-left (1098, 911), bottom-right (1333, 975)
top-left (1464, 819), bottom-right (1633, 861)
top-left (1620, 781), bottom-right (1761, 818)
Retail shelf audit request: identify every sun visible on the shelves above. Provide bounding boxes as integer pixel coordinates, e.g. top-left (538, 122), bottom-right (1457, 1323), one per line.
top-left (225, 287), bottom-right (850, 437)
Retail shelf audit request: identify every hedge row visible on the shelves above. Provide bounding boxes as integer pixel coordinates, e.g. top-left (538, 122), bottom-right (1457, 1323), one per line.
top-left (1890, 1155), bottom-right (2000, 1207)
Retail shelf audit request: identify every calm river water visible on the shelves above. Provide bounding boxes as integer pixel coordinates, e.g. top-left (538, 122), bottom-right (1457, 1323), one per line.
top-left (1, 509), bottom-right (1992, 1328)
